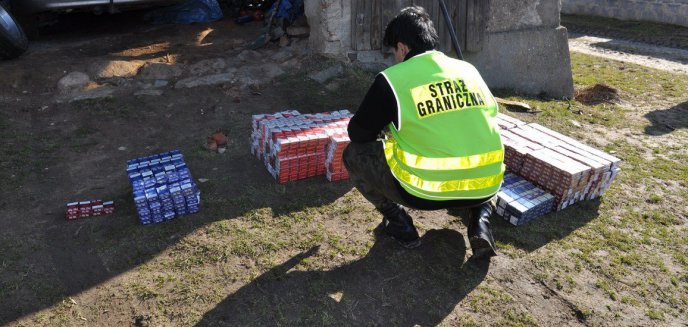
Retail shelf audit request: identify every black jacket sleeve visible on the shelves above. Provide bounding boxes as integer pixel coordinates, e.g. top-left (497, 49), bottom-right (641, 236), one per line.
top-left (347, 74), bottom-right (398, 142)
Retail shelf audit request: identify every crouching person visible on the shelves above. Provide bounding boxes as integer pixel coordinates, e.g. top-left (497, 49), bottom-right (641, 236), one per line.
top-left (343, 6), bottom-right (504, 259)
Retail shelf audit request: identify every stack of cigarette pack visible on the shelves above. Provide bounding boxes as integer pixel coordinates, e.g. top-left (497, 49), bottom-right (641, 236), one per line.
top-left (324, 128), bottom-right (351, 182)
top-left (495, 114), bottom-right (621, 211)
top-left (66, 200), bottom-right (115, 220)
top-left (496, 172), bottom-right (555, 226)
top-left (250, 110), bottom-right (353, 183)
top-left (126, 150), bottom-right (200, 225)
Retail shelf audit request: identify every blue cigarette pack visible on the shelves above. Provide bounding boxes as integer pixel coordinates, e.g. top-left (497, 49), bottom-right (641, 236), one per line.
top-left (496, 172), bottom-right (554, 226)
top-left (127, 150), bottom-right (201, 225)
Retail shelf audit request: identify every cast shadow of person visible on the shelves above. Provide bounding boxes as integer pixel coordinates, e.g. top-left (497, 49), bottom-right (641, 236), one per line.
top-left (644, 101), bottom-right (688, 136)
top-left (196, 228), bottom-right (490, 326)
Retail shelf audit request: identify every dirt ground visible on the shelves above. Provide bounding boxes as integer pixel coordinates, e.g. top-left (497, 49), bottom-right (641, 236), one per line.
top-left (1, 9), bottom-right (687, 327)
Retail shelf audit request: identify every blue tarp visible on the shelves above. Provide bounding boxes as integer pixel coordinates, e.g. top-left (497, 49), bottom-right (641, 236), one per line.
top-left (268, 0), bottom-right (304, 23)
top-left (145, 0), bottom-right (224, 25)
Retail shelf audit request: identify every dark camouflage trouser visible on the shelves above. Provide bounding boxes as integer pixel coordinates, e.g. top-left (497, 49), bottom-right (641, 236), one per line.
top-left (342, 141), bottom-right (409, 211)
top-left (342, 141), bottom-right (495, 214)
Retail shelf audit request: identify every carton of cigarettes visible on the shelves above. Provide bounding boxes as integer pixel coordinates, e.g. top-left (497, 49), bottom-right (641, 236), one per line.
top-left (496, 172), bottom-right (555, 225)
top-left (495, 113), bottom-right (527, 131)
top-left (127, 150), bottom-right (200, 225)
top-left (65, 200), bottom-right (114, 220)
top-left (325, 132), bottom-right (351, 182)
top-left (494, 114), bottom-right (621, 211)
top-left (250, 110), bottom-right (353, 184)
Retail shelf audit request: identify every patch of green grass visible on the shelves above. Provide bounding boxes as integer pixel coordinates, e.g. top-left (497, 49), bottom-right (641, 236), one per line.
top-left (454, 315), bottom-right (481, 327)
top-left (497, 308), bottom-right (540, 327)
top-left (621, 294), bottom-right (640, 306)
top-left (570, 52), bottom-right (688, 102)
top-left (647, 309), bottom-right (665, 321)
top-left (595, 280), bottom-right (619, 301)
top-left (466, 285), bottom-right (514, 313)
top-left (646, 194), bottom-right (663, 204)
top-left (562, 14), bottom-right (688, 49)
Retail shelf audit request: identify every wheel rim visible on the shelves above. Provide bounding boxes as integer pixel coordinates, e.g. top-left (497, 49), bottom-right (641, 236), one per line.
top-left (0, 5), bottom-right (22, 40)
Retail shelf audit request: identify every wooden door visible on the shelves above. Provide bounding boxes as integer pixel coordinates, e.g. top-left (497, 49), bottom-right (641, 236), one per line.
top-left (351, 0), bottom-right (488, 54)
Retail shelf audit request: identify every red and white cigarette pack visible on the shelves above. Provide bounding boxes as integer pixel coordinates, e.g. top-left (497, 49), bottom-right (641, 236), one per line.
top-left (66, 200), bottom-right (115, 220)
top-left (325, 130), bottom-right (351, 182)
top-left (493, 113), bottom-right (621, 211)
top-left (251, 110), bottom-right (353, 183)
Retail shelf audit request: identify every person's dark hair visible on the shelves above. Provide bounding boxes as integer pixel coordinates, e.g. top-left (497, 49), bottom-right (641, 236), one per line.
top-left (383, 6), bottom-right (439, 52)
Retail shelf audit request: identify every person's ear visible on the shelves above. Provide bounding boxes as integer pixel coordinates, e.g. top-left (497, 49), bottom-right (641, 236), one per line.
top-left (396, 42), bottom-right (410, 56)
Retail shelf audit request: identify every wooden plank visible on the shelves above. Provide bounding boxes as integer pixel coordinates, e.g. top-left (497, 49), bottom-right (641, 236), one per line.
top-left (380, 0), bottom-right (403, 48)
top-left (457, 0), bottom-right (468, 53)
top-left (371, 0), bottom-right (382, 49)
top-left (466, 0), bottom-right (488, 52)
top-left (351, 0), bottom-right (373, 51)
top-left (352, 0), bottom-right (360, 51)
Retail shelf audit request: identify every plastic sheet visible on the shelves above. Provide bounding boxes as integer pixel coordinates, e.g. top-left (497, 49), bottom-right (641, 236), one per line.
top-left (145, 0), bottom-right (224, 25)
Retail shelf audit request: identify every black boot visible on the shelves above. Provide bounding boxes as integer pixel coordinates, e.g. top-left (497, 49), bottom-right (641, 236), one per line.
top-left (379, 203), bottom-right (421, 249)
top-left (468, 202), bottom-right (497, 259)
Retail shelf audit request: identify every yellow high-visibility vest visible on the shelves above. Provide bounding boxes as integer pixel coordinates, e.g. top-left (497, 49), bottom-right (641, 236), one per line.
top-left (381, 51), bottom-right (504, 200)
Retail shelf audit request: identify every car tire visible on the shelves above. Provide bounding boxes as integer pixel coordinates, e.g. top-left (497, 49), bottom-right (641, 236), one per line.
top-left (0, 2), bottom-right (28, 60)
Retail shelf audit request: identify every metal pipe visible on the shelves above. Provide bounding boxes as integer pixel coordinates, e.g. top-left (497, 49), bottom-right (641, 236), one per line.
top-left (438, 0), bottom-right (463, 60)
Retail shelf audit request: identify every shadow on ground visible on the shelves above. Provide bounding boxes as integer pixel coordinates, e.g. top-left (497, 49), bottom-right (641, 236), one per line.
top-left (196, 229), bottom-right (488, 326)
top-left (494, 198), bottom-right (601, 252)
top-left (0, 174), bottom-right (352, 324)
top-left (644, 101), bottom-right (688, 135)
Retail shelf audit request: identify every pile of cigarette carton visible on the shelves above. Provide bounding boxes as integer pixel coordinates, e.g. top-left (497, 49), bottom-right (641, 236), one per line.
top-left (126, 150), bottom-right (200, 225)
top-left (496, 173), bottom-right (555, 226)
top-left (325, 132), bottom-right (351, 182)
top-left (250, 110), bottom-right (352, 183)
top-left (496, 113), bottom-right (621, 212)
top-left (66, 200), bottom-right (114, 220)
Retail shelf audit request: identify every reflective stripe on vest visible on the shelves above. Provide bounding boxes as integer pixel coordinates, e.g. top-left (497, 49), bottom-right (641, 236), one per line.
top-left (384, 139), bottom-right (504, 193)
top-left (387, 137), bottom-right (503, 171)
top-left (381, 51), bottom-right (504, 200)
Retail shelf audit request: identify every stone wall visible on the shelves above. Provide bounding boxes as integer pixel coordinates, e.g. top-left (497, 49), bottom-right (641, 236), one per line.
top-left (562, 0), bottom-right (688, 28)
top-left (305, 0), bottom-right (574, 98)
top-left (472, 0), bottom-right (573, 98)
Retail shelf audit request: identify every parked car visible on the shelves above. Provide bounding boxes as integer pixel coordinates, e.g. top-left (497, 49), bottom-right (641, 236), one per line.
top-left (0, 0), bottom-right (181, 60)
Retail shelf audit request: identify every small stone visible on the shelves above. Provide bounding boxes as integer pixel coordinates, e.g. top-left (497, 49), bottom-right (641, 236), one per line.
top-left (189, 58), bottom-right (227, 76)
top-left (90, 60), bottom-right (144, 79)
top-left (325, 80), bottom-right (341, 92)
top-left (66, 87), bottom-right (115, 103)
top-left (57, 72), bottom-right (91, 93)
top-left (270, 50), bottom-right (293, 63)
top-left (153, 80), bottom-right (169, 88)
top-left (118, 146), bottom-right (127, 151)
top-left (198, 178), bottom-right (210, 183)
top-left (286, 26), bottom-right (310, 37)
top-left (206, 140), bottom-right (218, 151)
top-left (279, 36), bottom-right (290, 47)
top-left (134, 89), bottom-right (164, 96)
top-left (175, 73), bottom-right (234, 89)
top-left (281, 58), bottom-right (301, 70)
top-left (237, 50), bottom-right (261, 62)
top-left (138, 63), bottom-right (183, 80)
top-left (211, 132), bottom-right (228, 146)
top-left (569, 119), bottom-right (582, 128)
top-left (217, 147), bottom-right (226, 154)
top-left (310, 64), bottom-right (343, 84)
